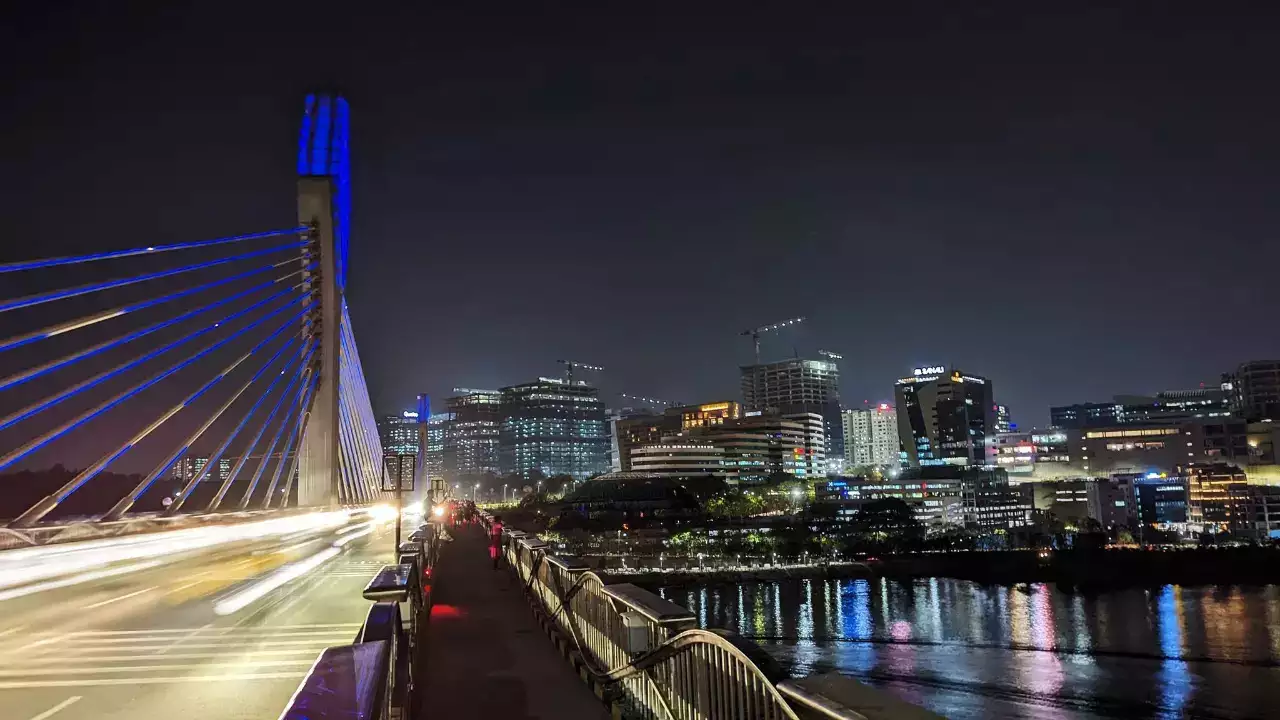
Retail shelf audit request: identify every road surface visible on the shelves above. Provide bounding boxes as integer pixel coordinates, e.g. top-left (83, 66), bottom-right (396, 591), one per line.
top-left (0, 518), bottom-right (397, 720)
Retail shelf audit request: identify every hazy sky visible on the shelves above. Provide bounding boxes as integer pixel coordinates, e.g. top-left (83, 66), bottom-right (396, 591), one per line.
top-left (3, 2), bottom-right (1279, 432)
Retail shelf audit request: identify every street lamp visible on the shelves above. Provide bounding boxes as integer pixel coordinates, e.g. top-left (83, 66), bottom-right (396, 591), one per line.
top-left (503, 484), bottom-right (508, 502)
top-left (472, 482), bottom-right (480, 502)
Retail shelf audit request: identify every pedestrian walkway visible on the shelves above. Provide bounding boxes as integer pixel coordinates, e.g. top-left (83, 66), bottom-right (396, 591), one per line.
top-left (421, 523), bottom-right (610, 720)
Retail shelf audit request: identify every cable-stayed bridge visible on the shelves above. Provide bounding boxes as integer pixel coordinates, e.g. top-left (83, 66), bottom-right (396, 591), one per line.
top-left (0, 93), bottom-right (385, 542)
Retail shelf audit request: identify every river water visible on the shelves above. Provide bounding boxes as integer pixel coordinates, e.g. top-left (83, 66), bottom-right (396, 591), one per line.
top-left (657, 578), bottom-right (1280, 719)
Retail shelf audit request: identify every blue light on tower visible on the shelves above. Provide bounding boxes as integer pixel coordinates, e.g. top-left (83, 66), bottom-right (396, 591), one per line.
top-left (298, 93), bottom-right (351, 292)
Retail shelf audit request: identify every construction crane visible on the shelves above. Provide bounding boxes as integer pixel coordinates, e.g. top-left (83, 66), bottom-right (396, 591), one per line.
top-left (557, 359), bottom-right (603, 384)
top-left (619, 392), bottom-right (672, 408)
top-left (740, 316), bottom-right (805, 364)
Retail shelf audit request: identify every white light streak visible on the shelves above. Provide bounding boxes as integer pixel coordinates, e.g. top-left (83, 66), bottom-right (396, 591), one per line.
top-left (212, 546), bottom-right (339, 616)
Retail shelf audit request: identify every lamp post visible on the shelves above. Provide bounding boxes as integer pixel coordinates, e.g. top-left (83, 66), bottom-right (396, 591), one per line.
top-left (472, 482), bottom-right (480, 502)
top-left (503, 484), bottom-right (508, 502)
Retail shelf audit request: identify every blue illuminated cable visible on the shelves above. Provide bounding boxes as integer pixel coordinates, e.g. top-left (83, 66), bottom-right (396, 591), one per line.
top-left (0, 239), bottom-right (308, 314)
top-left (0, 227), bottom-right (308, 274)
top-left (0, 296), bottom-right (315, 474)
top-left (0, 257), bottom-right (306, 355)
top-left (231, 343), bottom-right (316, 510)
top-left (0, 283), bottom-right (308, 430)
top-left (0, 263), bottom-right (314, 392)
top-left (166, 328), bottom-right (308, 515)
top-left (342, 342), bottom-right (382, 502)
top-left (272, 374), bottom-right (320, 509)
top-left (265, 374), bottom-right (319, 509)
top-left (239, 365), bottom-right (314, 511)
top-left (17, 330), bottom-right (306, 527)
top-left (209, 340), bottom-right (317, 512)
top-left (105, 335), bottom-right (311, 521)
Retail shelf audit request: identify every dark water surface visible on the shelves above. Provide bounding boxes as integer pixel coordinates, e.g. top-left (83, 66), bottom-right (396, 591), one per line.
top-left (658, 578), bottom-right (1280, 719)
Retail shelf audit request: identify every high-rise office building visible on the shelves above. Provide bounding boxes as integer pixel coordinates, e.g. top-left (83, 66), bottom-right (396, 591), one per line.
top-left (1230, 361), bottom-right (1280, 421)
top-left (894, 366), bottom-right (995, 468)
top-left (741, 358), bottom-right (842, 470)
top-left (378, 411), bottom-right (421, 456)
top-left (842, 404), bottom-right (899, 471)
top-left (423, 411), bottom-right (452, 483)
top-left (499, 378), bottom-right (609, 481)
top-left (377, 410), bottom-right (422, 489)
top-left (444, 389), bottom-right (502, 477)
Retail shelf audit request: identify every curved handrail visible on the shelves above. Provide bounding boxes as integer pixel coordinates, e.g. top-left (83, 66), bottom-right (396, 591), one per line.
top-left (601, 628), bottom-right (801, 719)
top-left (508, 536), bottom-right (802, 720)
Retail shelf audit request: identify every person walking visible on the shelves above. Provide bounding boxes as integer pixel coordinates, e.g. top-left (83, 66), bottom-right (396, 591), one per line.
top-left (489, 515), bottom-right (504, 569)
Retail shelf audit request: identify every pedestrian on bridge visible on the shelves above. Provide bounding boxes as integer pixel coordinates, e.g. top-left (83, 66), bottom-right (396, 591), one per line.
top-left (489, 515), bottom-right (504, 569)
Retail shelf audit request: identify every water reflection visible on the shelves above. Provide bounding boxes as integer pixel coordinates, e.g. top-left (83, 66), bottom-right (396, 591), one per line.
top-left (666, 577), bottom-right (1280, 720)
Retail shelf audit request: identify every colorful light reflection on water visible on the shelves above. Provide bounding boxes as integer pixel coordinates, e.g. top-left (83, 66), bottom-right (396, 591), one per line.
top-left (663, 579), bottom-right (1280, 719)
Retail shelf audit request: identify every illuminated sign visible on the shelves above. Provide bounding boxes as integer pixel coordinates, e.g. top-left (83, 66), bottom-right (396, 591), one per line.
top-left (878, 403), bottom-right (890, 411)
top-left (914, 366), bottom-right (945, 376)
top-left (402, 411), bottom-right (419, 419)
top-left (698, 402), bottom-right (731, 413)
top-left (745, 411), bottom-right (762, 417)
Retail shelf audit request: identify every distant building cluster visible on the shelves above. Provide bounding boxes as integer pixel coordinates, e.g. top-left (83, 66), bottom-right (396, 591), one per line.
top-left (814, 359), bottom-right (1280, 540)
top-left (171, 455), bottom-right (231, 485)
top-left (379, 352), bottom-right (1280, 539)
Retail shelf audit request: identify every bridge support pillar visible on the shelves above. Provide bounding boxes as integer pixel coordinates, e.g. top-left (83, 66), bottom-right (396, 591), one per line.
top-left (296, 177), bottom-right (341, 508)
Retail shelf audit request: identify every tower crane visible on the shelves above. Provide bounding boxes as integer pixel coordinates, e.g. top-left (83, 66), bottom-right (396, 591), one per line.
top-left (740, 316), bottom-right (805, 363)
top-left (557, 359), bottom-right (603, 384)
top-left (619, 392), bottom-right (672, 408)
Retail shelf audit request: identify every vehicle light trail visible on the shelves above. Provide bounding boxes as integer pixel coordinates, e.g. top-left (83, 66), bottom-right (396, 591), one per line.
top-left (212, 547), bottom-right (340, 616)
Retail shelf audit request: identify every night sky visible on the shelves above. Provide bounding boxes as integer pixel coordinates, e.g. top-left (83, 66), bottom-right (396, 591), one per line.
top-left (4, 3), bottom-right (1279, 429)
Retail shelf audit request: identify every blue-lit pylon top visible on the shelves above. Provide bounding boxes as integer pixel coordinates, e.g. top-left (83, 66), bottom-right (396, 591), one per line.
top-left (297, 94), bottom-right (351, 291)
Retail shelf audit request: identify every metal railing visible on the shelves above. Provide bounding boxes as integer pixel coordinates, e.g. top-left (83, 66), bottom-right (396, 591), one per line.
top-left (497, 519), bottom-right (803, 720)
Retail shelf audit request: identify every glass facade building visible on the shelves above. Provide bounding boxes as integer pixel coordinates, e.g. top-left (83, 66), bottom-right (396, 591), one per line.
top-left (444, 389), bottom-right (502, 477)
top-left (894, 367), bottom-right (995, 468)
top-left (378, 411), bottom-right (421, 457)
top-left (499, 378), bottom-right (609, 481)
top-left (424, 411), bottom-right (452, 483)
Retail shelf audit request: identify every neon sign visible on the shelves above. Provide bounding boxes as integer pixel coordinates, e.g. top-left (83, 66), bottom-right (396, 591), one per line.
top-left (914, 366), bottom-right (945, 376)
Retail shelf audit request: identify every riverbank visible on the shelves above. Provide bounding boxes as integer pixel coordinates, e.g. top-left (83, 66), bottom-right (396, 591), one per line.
top-left (598, 546), bottom-right (1280, 588)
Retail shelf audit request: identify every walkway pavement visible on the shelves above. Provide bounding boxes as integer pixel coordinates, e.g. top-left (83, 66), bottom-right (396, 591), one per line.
top-left (422, 523), bottom-right (609, 720)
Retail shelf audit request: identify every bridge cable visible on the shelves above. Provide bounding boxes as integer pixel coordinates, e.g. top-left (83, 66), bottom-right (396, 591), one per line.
top-left (0, 281), bottom-right (310, 432)
top-left (0, 293), bottom-right (312, 474)
top-left (236, 358), bottom-right (316, 510)
top-left (207, 340), bottom-right (317, 512)
top-left (0, 263), bottom-right (312, 393)
top-left (165, 325), bottom-right (312, 516)
top-left (0, 227), bottom-right (308, 274)
top-left (10, 309), bottom-right (310, 527)
top-left (103, 334), bottom-right (310, 521)
top-left (0, 239), bottom-right (307, 314)
top-left (265, 373), bottom-right (320, 509)
top-left (0, 258), bottom-right (305, 356)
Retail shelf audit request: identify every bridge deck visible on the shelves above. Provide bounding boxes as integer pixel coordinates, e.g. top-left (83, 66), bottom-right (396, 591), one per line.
top-left (423, 523), bottom-right (608, 720)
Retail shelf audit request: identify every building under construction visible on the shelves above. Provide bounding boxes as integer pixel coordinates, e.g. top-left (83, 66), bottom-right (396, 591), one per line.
top-left (740, 358), bottom-right (842, 467)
